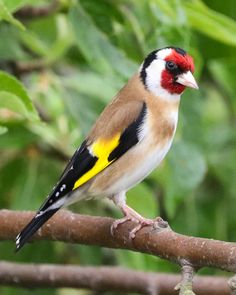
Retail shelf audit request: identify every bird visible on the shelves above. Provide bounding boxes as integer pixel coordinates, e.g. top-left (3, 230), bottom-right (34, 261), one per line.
top-left (15, 46), bottom-right (198, 251)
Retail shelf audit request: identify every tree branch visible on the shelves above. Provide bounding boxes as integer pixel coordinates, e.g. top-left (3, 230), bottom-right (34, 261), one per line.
top-left (0, 210), bottom-right (236, 273)
top-left (14, 1), bottom-right (59, 20)
top-left (10, 60), bottom-right (47, 77)
top-left (0, 261), bottom-right (231, 295)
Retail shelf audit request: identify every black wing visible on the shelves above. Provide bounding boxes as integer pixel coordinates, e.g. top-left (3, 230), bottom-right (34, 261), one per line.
top-left (15, 141), bottom-right (98, 251)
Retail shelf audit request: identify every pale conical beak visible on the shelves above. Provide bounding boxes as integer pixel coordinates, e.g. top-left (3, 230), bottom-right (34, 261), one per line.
top-left (176, 71), bottom-right (199, 89)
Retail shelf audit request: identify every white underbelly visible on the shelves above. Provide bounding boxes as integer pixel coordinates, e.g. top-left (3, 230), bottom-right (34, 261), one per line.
top-left (105, 138), bottom-right (173, 195)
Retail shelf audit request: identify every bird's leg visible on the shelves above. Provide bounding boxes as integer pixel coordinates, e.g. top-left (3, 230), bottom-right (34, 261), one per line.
top-left (112, 204), bottom-right (143, 229)
top-left (111, 192), bottom-right (167, 238)
top-left (111, 192), bottom-right (132, 235)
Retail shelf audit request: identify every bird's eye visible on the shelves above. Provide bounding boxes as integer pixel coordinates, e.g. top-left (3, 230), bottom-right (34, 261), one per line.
top-left (166, 61), bottom-right (178, 71)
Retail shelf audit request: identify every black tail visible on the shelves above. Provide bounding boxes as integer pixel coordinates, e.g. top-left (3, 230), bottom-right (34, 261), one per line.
top-left (15, 208), bottom-right (59, 252)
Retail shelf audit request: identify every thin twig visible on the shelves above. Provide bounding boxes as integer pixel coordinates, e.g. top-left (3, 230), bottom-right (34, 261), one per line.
top-left (14, 1), bottom-right (59, 19)
top-left (175, 260), bottom-right (196, 295)
top-left (10, 59), bottom-right (47, 77)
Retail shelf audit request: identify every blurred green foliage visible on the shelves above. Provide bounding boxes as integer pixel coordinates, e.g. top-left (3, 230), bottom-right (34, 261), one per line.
top-left (0, 0), bottom-right (236, 294)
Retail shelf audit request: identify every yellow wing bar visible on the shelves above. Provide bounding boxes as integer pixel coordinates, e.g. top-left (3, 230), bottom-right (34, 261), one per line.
top-left (73, 134), bottom-right (120, 189)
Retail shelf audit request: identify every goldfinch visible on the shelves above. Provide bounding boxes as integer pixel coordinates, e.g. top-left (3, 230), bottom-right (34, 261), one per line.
top-left (16, 46), bottom-right (198, 251)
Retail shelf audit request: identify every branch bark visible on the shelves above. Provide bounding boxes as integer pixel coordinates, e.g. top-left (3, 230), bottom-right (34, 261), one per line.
top-left (0, 261), bottom-right (231, 295)
top-left (0, 210), bottom-right (236, 272)
top-left (175, 261), bottom-right (196, 295)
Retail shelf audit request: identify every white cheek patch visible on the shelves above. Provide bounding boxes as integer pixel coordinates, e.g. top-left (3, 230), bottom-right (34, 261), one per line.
top-left (144, 60), bottom-right (180, 101)
top-left (145, 59), bottom-right (164, 90)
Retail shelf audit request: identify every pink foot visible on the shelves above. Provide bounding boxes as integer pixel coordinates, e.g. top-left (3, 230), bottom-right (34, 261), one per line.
top-left (129, 218), bottom-right (155, 239)
top-left (129, 217), bottom-right (167, 239)
top-left (111, 205), bottom-right (168, 238)
top-left (111, 215), bottom-right (134, 236)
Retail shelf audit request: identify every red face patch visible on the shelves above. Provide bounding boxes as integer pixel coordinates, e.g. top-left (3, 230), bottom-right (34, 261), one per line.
top-left (165, 50), bottom-right (194, 73)
top-left (161, 49), bottom-right (195, 94)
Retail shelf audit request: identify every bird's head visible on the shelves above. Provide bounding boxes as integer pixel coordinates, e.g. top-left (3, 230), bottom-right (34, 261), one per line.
top-left (140, 47), bottom-right (198, 99)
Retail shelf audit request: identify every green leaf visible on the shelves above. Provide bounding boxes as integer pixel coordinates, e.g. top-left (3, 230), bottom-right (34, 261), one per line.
top-left (69, 3), bottom-right (137, 78)
top-left (116, 250), bottom-right (151, 270)
top-left (127, 183), bottom-right (158, 219)
top-left (115, 249), bottom-right (177, 272)
top-left (0, 25), bottom-right (26, 60)
top-left (208, 58), bottom-right (236, 97)
top-left (0, 1), bottom-right (24, 30)
top-left (0, 125), bottom-right (7, 135)
top-left (46, 15), bottom-right (74, 62)
top-left (208, 58), bottom-right (236, 117)
top-left (2, 0), bottom-right (33, 12)
top-left (0, 71), bottom-right (39, 121)
top-left (168, 141), bottom-right (206, 189)
top-left (63, 71), bottom-right (122, 103)
top-left (20, 30), bottom-right (49, 56)
top-left (185, 0), bottom-right (236, 46)
top-left (0, 91), bottom-right (29, 120)
top-left (0, 125), bottom-right (37, 149)
top-left (20, 15), bottom-right (73, 63)
top-left (154, 141), bottom-right (207, 217)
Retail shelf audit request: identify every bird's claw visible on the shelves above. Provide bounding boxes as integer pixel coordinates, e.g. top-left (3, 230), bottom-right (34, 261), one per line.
top-left (129, 218), bottom-right (156, 239)
top-left (111, 216), bottom-right (136, 236)
top-left (111, 215), bottom-right (167, 239)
